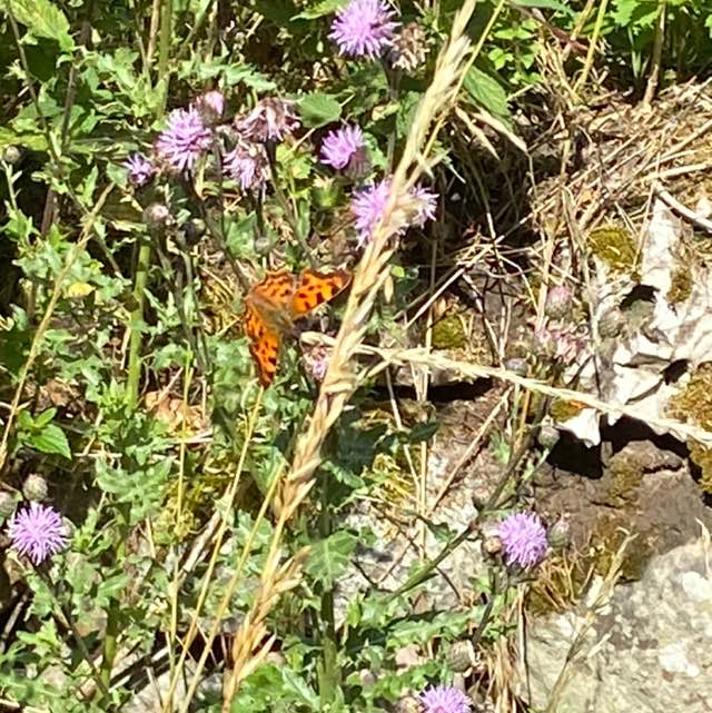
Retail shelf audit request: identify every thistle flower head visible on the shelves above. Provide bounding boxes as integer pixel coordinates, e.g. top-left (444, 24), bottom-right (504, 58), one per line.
top-left (9, 502), bottom-right (68, 565)
top-left (155, 107), bottom-right (212, 172)
top-left (124, 153), bottom-right (155, 187)
top-left (388, 22), bottom-right (429, 72)
top-left (320, 124), bottom-right (367, 172)
top-left (351, 178), bottom-right (438, 246)
top-left (237, 98), bottom-right (300, 143)
top-left (329, 0), bottom-right (399, 59)
top-left (419, 684), bottom-right (471, 713)
top-left (534, 322), bottom-right (583, 365)
top-left (223, 139), bottom-right (269, 192)
top-left (497, 511), bottom-right (548, 569)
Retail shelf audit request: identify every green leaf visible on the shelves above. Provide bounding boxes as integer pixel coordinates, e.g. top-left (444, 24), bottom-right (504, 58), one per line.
top-left (34, 408), bottom-right (57, 428)
top-left (190, 61), bottom-right (276, 91)
top-left (463, 66), bottom-right (510, 120)
top-left (297, 92), bottom-right (342, 128)
top-left (6, 0), bottom-right (74, 51)
top-left (96, 573), bottom-right (130, 603)
top-left (293, 0), bottom-right (347, 20)
top-left (510, 0), bottom-right (574, 14)
top-left (406, 420), bottom-right (440, 443)
top-left (27, 424), bottom-right (71, 459)
top-left (305, 531), bottom-right (357, 587)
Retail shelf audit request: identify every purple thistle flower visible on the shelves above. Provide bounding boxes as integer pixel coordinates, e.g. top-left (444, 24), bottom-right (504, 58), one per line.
top-left (497, 511), bottom-right (548, 569)
top-left (155, 107), bottom-right (212, 172)
top-left (9, 502), bottom-right (68, 566)
top-left (351, 178), bottom-right (438, 246)
top-left (237, 98), bottom-right (300, 143)
top-left (223, 139), bottom-right (269, 192)
top-left (329, 0), bottom-right (400, 59)
top-left (124, 153), bottom-right (155, 187)
top-left (419, 684), bottom-right (471, 713)
top-left (320, 124), bottom-right (367, 172)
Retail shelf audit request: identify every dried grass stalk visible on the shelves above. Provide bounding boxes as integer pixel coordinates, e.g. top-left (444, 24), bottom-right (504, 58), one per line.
top-left (221, 1), bottom-right (479, 705)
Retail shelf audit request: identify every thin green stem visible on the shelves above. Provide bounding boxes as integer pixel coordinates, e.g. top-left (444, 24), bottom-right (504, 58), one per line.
top-left (267, 150), bottom-right (315, 265)
top-left (157, 0), bottom-right (173, 111)
top-left (316, 471), bottom-right (339, 704)
top-left (126, 239), bottom-right (152, 409)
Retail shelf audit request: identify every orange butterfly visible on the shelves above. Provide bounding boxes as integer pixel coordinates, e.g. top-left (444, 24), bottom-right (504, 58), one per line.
top-left (243, 268), bottom-right (351, 386)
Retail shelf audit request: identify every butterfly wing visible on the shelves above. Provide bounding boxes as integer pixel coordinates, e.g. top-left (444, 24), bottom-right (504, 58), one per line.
top-left (291, 268), bottom-right (351, 317)
top-left (244, 297), bottom-right (282, 386)
top-left (243, 268), bottom-right (350, 386)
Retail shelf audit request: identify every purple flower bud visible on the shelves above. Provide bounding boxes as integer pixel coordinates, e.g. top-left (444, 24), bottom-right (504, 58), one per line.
top-left (143, 203), bottom-right (171, 231)
top-left (196, 90), bottom-right (226, 124)
top-left (124, 153), bottom-right (156, 187)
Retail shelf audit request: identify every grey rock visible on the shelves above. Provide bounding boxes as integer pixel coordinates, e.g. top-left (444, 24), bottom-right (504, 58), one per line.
top-left (519, 537), bottom-right (712, 713)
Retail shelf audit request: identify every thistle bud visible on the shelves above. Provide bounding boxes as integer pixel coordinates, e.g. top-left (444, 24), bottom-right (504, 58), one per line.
top-left (22, 474), bottom-right (48, 502)
top-left (598, 308), bottom-right (624, 338)
top-left (358, 668), bottom-right (377, 687)
top-left (448, 639), bottom-right (477, 672)
top-left (393, 695), bottom-right (421, 713)
top-left (545, 285), bottom-right (573, 320)
top-left (537, 424), bottom-right (560, 450)
top-left (143, 203), bottom-right (171, 232)
top-left (504, 357), bottom-right (528, 376)
top-left (0, 492), bottom-right (17, 520)
top-left (547, 515), bottom-right (571, 550)
top-left (253, 235), bottom-right (272, 255)
top-left (183, 218), bottom-right (206, 245)
top-left (482, 534), bottom-right (503, 558)
top-left (196, 90), bottom-right (225, 124)
top-left (2, 146), bottom-right (22, 165)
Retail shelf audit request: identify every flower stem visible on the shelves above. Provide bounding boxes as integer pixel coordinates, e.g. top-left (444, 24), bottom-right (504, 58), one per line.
top-left (316, 472), bottom-right (340, 704)
top-left (126, 0), bottom-right (171, 408)
top-left (126, 238), bottom-right (151, 408)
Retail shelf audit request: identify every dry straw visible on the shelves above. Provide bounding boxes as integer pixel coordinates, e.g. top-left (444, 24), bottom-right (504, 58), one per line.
top-left (220, 0), bottom-right (480, 706)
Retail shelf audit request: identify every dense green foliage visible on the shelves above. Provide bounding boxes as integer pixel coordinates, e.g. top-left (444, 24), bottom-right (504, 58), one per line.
top-left (0, 0), bottom-right (709, 711)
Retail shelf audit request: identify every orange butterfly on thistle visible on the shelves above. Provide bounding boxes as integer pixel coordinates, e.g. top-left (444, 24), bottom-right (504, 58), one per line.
top-left (243, 267), bottom-right (351, 386)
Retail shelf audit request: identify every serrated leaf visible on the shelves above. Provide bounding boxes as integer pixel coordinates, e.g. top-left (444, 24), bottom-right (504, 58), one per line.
top-left (463, 66), bottom-right (510, 120)
top-left (305, 531), bottom-right (357, 587)
top-left (293, 0), bottom-right (347, 20)
top-left (297, 92), bottom-right (342, 128)
top-left (191, 61), bottom-right (275, 91)
top-left (97, 573), bottom-right (130, 602)
top-left (6, 0), bottom-right (74, 51)
top-left (27, 424), bottom-right (71, 459)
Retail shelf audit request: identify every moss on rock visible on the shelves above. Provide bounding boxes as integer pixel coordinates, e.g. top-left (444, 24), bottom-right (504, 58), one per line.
top-left (587, 225), bottom-right (639, 275)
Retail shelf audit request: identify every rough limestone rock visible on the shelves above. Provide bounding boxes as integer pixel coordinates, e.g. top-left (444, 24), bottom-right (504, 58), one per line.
top-left (520, 537), bottom-right (712, 713)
